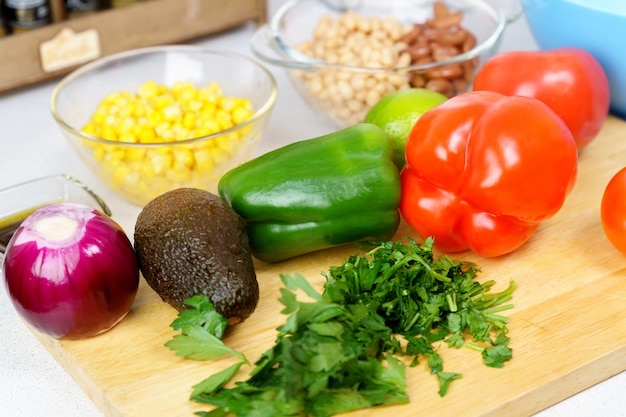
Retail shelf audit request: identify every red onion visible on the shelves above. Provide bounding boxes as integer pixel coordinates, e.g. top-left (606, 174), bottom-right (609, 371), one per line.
top-left (2, 203), bottom-right (139, 339)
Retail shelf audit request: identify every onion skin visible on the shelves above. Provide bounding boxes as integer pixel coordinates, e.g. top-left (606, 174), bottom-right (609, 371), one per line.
top-left (2, 203), bottom-right (139, 340)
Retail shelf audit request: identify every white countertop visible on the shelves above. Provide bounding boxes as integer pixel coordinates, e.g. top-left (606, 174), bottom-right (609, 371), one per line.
top-left (0, 1), bottom-right (624, 416)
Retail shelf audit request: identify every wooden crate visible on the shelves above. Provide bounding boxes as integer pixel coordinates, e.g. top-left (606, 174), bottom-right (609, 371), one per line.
top-left (0, 0), bottom-right (267, 94)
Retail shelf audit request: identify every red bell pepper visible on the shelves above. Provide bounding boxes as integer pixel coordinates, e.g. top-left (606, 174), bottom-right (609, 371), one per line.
top-left (473, 48), bottom-right (609, 150)
top-left (399, 91), bottom-right (578, 257)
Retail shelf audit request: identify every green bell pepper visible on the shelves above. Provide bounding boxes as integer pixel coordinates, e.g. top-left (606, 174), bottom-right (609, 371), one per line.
top-left (218, 123), bottom-right (401, 263)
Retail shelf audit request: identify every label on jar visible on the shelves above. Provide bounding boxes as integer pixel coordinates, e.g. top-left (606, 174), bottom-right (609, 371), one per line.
top-left (39, 27), bottom-right (101, 72)
top-left (111, 0), bottom-right (138, 7)
top-left (65, 0), bottom-right (99, 17)
top-left (4, 0), bottom-right (51, 32)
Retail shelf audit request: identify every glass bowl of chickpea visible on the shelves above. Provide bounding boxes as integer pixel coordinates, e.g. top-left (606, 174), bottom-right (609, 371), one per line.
top-left (51, 45), bottom-right (278, 207)
top-left (251, 0), bottom-right (506, 127)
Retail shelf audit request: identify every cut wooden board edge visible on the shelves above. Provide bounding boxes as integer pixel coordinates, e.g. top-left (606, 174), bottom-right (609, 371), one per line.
top-left (31, 310), bottom-right (626, 417)
top-left (479, 351), bottom-right (626, 417)
top-left (35, 330), bottom-right (125, 417)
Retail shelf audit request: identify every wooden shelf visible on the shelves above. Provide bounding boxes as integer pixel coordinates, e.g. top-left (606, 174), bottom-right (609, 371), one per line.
top-left (0, 0), bottom-right (267, 94)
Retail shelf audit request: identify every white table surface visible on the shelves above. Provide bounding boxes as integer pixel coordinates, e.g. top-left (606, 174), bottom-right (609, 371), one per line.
top-left (1, 1), bottom-right (624, 416)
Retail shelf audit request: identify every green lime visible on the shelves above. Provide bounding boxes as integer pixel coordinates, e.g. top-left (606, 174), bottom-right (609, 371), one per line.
top-left (365, 88), bottom-right (447, 169)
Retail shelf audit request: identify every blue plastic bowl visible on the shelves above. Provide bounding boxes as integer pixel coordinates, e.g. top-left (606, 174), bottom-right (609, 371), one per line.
top-left (522, 0), bottom-right (626, 118)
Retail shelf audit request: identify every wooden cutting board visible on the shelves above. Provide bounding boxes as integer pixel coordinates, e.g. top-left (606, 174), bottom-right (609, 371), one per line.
top-left (34, 116), bottom-right (626, 417)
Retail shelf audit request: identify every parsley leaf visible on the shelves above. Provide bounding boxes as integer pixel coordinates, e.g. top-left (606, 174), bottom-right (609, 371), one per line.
top-left (165, 296), bottom-right (248, 363)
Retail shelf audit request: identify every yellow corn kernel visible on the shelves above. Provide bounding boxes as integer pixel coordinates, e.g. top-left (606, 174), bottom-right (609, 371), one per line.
top-left (194, 148), bottom-right (215, 173)
top-left (92, 144), bottom-right (107, 161)
top-left (174, 127), bottom-right (191, 141)
top-left (125, 147), bottom-right (146, 162)
top-left (200, 101), bottom-right (217, 117)
top-left (100, 125), bottom-right (117, 141)
top-left (232, 107), bottom-right (254, 125)
top-left (198, 85), bottom-right (221, 103)
top-left (214, 109), bottom-right (234, 130)
top-left (173, 148), bottom-right (194, 169)
top-left (82, 123), bottom-right (97, 136)
top-left (185, 99), bottom-right (204, 113)
top-left (103, 114), bottom-right (117, 127)
top-left (148, 150), bottom-right (173, 174)
top-left (147, 109), bottom-right (164, 126)
top-left (101, 91), bottom-right (122, 106)
top-left (139, 159), bottom-right (156, 178)
top-left (171, 81), bottom-right (188, 96)
top-left (148, 177), bottom-right (171, 196)
top-left (166, 168), bottom-right (192, 184)
top-left (118, 101), bottom-right (136, 118)
top-left (102, 148), bottom-right (126, 167)
top-left (201, 118), bottom-right (221, 135)
top-left (191, 127), bottom-right (213, 139)
top-left (154, 122), bottom-right (171, 139)
top-left (216, 133), bottom-right (239, 154)
top-left (162, 104), bottom-right (182, 122)
top-left (137, 126), bottom-right (156, 142)
top-left (137, 80), bottom-right (161, 99)
top-left (210, 146), bottom-right (231, 167)
top-left (91, 109), bottom-right (108, 125)
top-left (159, 129), bottom-right (175, 141)
top-left (219, 97), bottom-right (238, 113)
top-left (116, 117), bottom-right (136, 135)
top-left (153, 94), bottom-right (174, 110)
top-left (118, 132), bottom-right (136, 143)
top-left (112, 164), bottom-right (132, 187)
top-left (132, 102), bottom-right (147, 118)
top-left (178, 84), bottom-right (198, 103)
top-left (182, 112), bottom-right (196, 130)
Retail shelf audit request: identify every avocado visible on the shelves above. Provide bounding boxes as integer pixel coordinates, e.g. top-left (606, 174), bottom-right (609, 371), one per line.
top-left (134, 188), bottom-right (258, 324)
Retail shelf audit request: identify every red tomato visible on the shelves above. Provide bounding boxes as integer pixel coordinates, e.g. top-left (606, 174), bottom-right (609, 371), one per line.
top-left (601, 167), bottom-right (626, 254)
top-left (473, 48), bottom-right (610, 150)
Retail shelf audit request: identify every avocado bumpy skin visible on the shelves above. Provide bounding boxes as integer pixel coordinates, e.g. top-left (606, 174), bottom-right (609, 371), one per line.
top-left (134, 188), bottom-right (259, 323)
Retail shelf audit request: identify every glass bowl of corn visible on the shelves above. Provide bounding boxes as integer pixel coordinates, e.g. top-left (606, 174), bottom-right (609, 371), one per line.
top-left (51, 45), bottom-right (278, 207)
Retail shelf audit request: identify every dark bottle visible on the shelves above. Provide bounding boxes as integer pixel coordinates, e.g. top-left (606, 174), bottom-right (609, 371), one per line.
top-left (2, 0), bottom-right (51, 32)
top-left (0, 2), bottom-right (9, 36)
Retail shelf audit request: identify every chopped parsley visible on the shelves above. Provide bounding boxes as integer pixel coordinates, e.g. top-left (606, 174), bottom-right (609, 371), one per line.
top-left (166, 237), bottom-right (516, 416)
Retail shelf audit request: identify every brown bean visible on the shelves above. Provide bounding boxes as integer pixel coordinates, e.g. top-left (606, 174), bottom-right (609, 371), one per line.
top-left (431, 44), bottom-right (461, 61)
top-left (403, 44), bottom-right (432, 61)
top-left (402, 24), bottom-right (423, 44)
top-left (452, 77), bottom-right (469, 93)
top-left (463, 32), bottom-right (477, 52)
top-left (438, 28), bottom-right (468, 46)
top-left (433, 1), bottom-right (450, 19)
top-left (427, 12), bottom-right (463, 30)
top-left (415, 56), bottom-right (434, 66)
top-left (426, 78), bottom-right (455, 97)
top-left (424, 28), bottom-right (442, 42)
top-left (409, 73), bottom-right (426, 88)
top-left (427, 64), bottom-right (464, 80)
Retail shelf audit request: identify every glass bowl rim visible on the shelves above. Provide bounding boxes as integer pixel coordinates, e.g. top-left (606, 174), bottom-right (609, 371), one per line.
top-left (262, 0), bottom-right (507, 71)
top-left (50, 45), bottom-right (278, 148)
